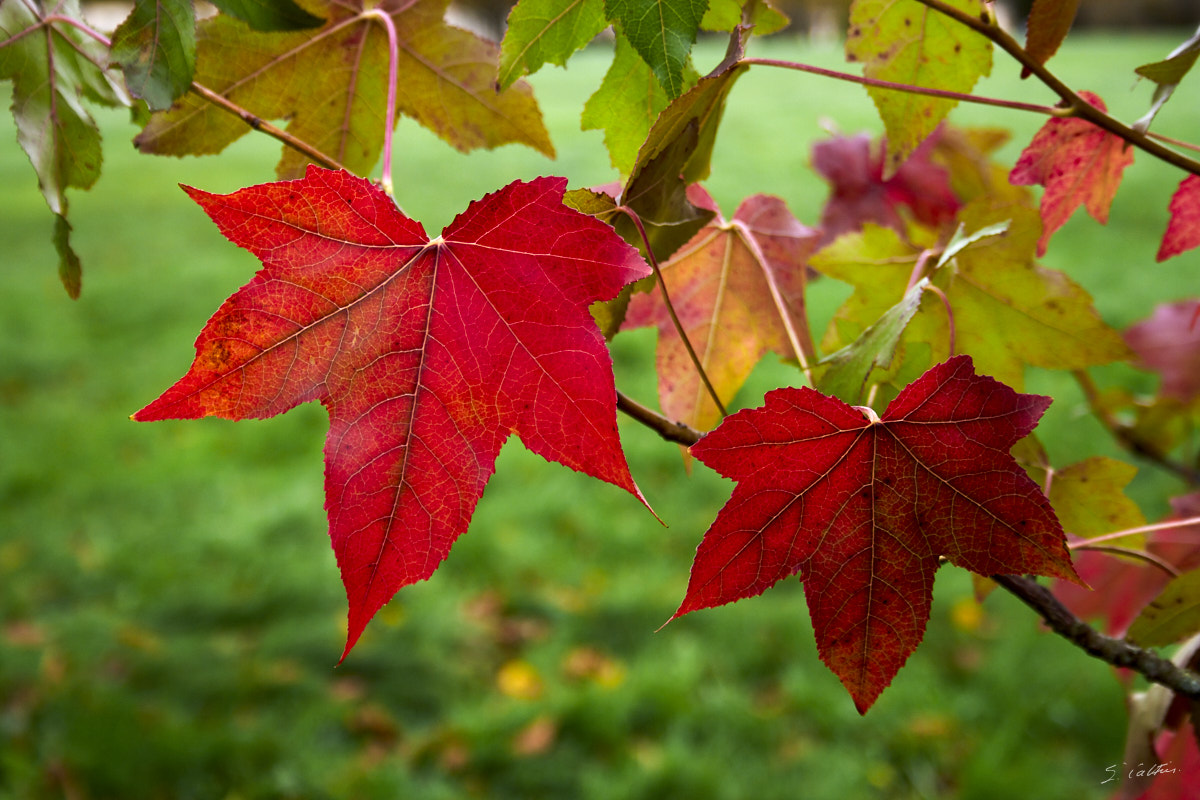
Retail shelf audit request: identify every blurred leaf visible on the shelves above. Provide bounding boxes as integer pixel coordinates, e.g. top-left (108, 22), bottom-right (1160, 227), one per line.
top-left (1022, 0), bottom-right (1079, 76)
top-left (701, 0), bottom-right (787, 35)
top-left (0, 0), bottom-right (126, 296)
top-left (1127, 570), bottom-right (1200, 647)
top-left (136, 0), bottom-right (552, 178)
top-left (110, 0), bottom-right (196, 111)
top-left (1157, 175), bottom-right (1200, 262)
top-left (1126, 299), bottom-right (1200, 402)
top-left (210, 0), bottom-right (325, 30)
top-left (1134, 25), bottom-right (1200, 133)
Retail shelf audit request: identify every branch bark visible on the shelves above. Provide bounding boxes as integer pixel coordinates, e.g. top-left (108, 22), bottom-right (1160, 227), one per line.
top-left (993, 574), bottom-right (1200, 700)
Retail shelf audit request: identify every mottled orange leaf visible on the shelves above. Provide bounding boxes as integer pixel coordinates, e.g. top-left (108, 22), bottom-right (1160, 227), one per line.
top-left (1009, 91), bottom-right (1133, 256)
top-left (623, 186), bottom-right (819, 433)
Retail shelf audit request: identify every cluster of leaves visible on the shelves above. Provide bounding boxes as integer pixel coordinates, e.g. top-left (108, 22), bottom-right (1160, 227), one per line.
top-left (4, 0), bottom-right (1200, 790)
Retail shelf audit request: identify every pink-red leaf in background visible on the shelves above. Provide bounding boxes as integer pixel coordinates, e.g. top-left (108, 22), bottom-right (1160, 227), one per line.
top-left (1158, 175), bottom-right (1200, 261)
top-left (134, 168), bottom-right (651, 658)
top-left (676, 355), bottom-right (1080, 712)
top-left (1125, 299), bottom-right (1200, 402)
top-left (812, 131), bottom-right (959, 245)
top-left (1009, 91), bottom-right (1133, 256)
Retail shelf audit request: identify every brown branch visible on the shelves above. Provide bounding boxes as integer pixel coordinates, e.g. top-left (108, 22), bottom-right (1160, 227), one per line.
top-left (615, 205), bottom-right (728, 419)
top-left (1073, 371), bottom-right (1200, 485)
top-left (616, 390), bottom-right (702, 447)
top-left (911, 0), bottom-right (1200, 177)
top-left (188, 82), bottom-right (349, 173)
top-left (740, 57), bottom-right (1058, 116)
top-left (1068, 544), bottom-right (1181, 579)
top-left (993, 574), bottom-right (1200, 700)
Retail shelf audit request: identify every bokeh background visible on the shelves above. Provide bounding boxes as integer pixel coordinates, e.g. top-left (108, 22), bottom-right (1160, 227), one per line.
top-left (2, 6), bottom-right (1199, 798)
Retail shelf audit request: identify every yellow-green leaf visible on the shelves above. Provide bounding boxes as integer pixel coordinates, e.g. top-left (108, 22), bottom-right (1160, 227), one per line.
top-left (136, 0), bottom-right (552, 178)
top-left (846, 0), bottom-right (992, 174)
top-left (1127, 569), bottom-right (1200, 647)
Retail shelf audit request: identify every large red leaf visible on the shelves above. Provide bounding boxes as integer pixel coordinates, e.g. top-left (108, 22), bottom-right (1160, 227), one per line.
top-left (676, 355), bottom-right (1080, 712)
top-left (1009, 91), bottom-right (1133, 256)
top-left (134, 168), bottom-right (651, 657)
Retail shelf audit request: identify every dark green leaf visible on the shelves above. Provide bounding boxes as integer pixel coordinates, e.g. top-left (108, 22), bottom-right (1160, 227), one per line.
top-left (210, 0), bottom-right (324, 31)
top-left (110, 0), bottom-right (196, 111)
top-left (604, 0), bottom-right (708, 98)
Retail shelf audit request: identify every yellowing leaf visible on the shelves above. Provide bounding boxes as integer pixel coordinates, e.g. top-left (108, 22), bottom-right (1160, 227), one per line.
top-left (845, 0), bottom-right (992, 174)
top-left (136, 0), bottom-right (552, 178)
top-left (1023, 0), bottom-right (1079, 75)
top-left (814, 203), bottom-right (1131, 389)
top-left (1127, 569), bottom-right (1200, 648)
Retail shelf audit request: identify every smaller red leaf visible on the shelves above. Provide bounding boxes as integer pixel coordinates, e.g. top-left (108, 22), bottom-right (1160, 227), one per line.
top-left (813, 131), bottom-right (959, 244)
top-left (1158, 175), bottom-right (1200, 262)
top-left (678, 355), bottom-right (1079, 713)
top-left (1010, 91), bottom-right (1133, 256)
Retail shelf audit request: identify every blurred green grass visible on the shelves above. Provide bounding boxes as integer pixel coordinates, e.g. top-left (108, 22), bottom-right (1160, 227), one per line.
top-left (2, 29), bottom-right (1198, 800)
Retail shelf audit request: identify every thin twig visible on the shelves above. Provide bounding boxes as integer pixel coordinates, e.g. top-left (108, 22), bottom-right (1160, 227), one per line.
top-left (361, 9), bottom-right (399, 195)
top-left (740, 57), bottom-right (1060, 116)
top-left (616, 205), bottom-right (728, 418)
top-left (993, 574), bottom-right (1200, 700)
top-left (1073, 371), bottom-right (1200, 485)
top-left (188, 83), bottom-right (349, 172)
top-left (911, 0), bottom-right (1200, 177)
top-left (1068, 544), bottom-right (1181, 578)
top-left (616, 390), bottom-right (703, 447)
top-left (1071, 515), bottom-right (1200, 547)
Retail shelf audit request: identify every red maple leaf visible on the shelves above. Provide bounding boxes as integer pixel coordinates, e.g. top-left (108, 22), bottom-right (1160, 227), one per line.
top-left (134, 168), bottom-right (651, 658)
top-left (1009, 91), bottom-right (1134, 256)
top-left (675, 355), bottom-right (1080, 712)
top-left (812, 131), bottom-right (960, 245)
top-left (1158, 175), bottom-right (1200, 262)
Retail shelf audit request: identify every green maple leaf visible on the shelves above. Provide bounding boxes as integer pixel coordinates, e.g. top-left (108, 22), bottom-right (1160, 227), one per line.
top-left (604, 0), bottom-right (709, 99)
top-left (497, 0), bottom-right (607, 90)
top-left (0, 0), bottom-right (128, 297)
top-left (136, 0), bottom-right (553, 178)
top-left (814, 202), bottom-right (1130, 389)
top-left (582, 34), bottom-right (697, 176)
top-left (846, 0), bottom-right (992, 174)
